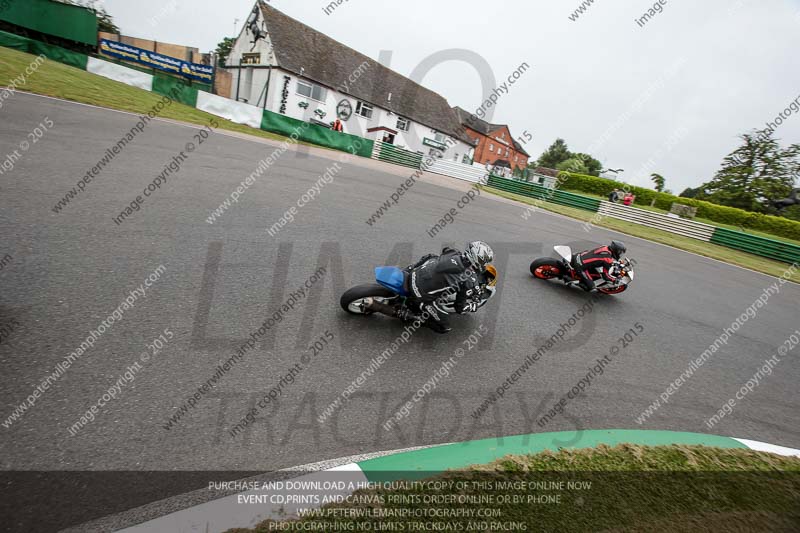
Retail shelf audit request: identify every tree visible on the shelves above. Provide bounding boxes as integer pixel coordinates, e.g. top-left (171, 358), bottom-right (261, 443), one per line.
top-left (700, 131), bottom-right (799, 213)
top-left (650, 173), bottom-right (666, 192)
top-left (215, 37), bottom-right (236, 67)
top-left (679, 187), bottom-right (703, 199)
top-left (556, 157), bottom-right (588, 175)
top-left (574, 153), bottom-right (603, 176)
top-left (536, 139), bottom-right (571, 169)
top-left (535, 140), bottom-right (603, 176)
top-left (94, 8), bottom-right (119, 33)
top-left (781, 204), bottom-right (800, 222)
top-left (649, 173), bottom-right (666, 206)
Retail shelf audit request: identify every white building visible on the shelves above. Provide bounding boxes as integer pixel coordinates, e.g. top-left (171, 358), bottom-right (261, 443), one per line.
top-left (225, 1), bottom-right (475, 162)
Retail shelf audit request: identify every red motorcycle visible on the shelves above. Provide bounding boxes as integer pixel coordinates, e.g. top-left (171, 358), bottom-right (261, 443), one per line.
top-left (530, 245), bottom-right (635, 295)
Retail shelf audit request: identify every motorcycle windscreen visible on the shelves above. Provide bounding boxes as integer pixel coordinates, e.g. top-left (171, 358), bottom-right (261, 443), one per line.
top-left (375, 266), bottom-right (408, 296)
top-left (554, 246), bottom-right (572, 261)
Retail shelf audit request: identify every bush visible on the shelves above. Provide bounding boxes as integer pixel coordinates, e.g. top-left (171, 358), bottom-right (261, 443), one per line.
top-left (558, 172), bottom-right (800, 241)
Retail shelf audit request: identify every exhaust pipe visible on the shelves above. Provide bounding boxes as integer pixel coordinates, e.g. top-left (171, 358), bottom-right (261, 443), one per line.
top-left (364, 297), bottom-right (398, 317)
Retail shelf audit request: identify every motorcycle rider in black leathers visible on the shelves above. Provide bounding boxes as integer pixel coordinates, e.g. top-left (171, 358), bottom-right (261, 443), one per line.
top-left (402, 241), bottom-right (494, 334)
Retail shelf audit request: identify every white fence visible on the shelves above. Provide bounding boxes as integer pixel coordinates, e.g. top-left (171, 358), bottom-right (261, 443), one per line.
top-left (597, 201), bottom-right (716, 242)
top-left (424, 159), bottom-right (489, 184)
top-left (371, 140), bottom-right (489, 183)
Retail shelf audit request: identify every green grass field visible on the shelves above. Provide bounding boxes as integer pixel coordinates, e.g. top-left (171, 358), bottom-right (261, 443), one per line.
top-left (0, 46), bottom-right (301, 145)
top-left (484, 186), bottom-right (799, 282)
top-left (228, 445), bottom-right (800, 532)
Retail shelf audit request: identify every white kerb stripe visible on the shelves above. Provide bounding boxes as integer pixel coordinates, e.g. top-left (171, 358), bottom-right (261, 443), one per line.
top-left (734, 438), bottom-right (800, 457)
top-left (117, 463), bottom-right (366, 533)
top-left (196, 91), bottom-right (263, 129)
top-left (86, 57), bottom-right (154, 92)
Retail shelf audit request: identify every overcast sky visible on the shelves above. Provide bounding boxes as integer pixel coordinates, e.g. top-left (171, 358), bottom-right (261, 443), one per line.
top-left (101, 0), bottom-right (800, 193)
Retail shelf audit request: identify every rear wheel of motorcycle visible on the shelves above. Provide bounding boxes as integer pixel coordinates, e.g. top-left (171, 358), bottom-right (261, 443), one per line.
top-left (340, 284), bottom-right (398, 315)
top-left (530, 259), bottom-right (563, 280)
top-left (598, 285), bottom-right (628, 295)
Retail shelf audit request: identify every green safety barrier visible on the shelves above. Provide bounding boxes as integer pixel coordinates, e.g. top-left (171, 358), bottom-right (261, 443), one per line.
top-left (0, 30), bottom-right (88, 70)
top-left (710, 227), bottom-right (800, 265)
top-left (155, 72), bottom-right (210, 95)
top-left (376, 143), bottom-right (423, 169)
top-left (261, 109), bottom-right (374, 158)
top-left (487, 175), bottom-right (601, 212)
top-left (0, 28), bottom-right (30, 52)
top-left (28, 39), bottom-right (88, 70)
top-left (152, 75), bottom-right (199, 108)
top-left (0, 0), bottom-right (97, 46)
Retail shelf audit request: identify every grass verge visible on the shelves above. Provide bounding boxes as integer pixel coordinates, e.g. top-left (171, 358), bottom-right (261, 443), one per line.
top-left (0, 46), bottom-right (306, 147)
top-left (484, 186), bottom-right (799, 282)
top-left (228, 444), bottom-right (800, 532)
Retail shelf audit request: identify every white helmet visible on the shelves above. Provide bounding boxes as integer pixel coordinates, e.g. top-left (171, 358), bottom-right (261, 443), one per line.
top-left (464, 241), bottom-right (494, 271)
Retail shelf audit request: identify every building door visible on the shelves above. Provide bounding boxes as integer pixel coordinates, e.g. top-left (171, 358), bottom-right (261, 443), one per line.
top-left (242, 68), bottom-right (254, 103)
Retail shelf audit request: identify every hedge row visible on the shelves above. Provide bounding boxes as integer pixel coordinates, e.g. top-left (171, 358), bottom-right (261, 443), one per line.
top-left (557, 172), bottom-right (800, 241)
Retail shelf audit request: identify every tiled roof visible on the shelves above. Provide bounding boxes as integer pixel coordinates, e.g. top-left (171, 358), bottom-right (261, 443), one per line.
top-left (260, 1), bottom-right (467, 141)
top-left (453, 106), bottom-right (529, 157)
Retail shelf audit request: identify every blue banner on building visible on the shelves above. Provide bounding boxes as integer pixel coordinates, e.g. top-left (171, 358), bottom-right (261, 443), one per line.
top-left (99, 39), bottom-right (214, 83)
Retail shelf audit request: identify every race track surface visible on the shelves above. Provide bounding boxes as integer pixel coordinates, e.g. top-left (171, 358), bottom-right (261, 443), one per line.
top-left (1, 94), bottom-right (798, 525)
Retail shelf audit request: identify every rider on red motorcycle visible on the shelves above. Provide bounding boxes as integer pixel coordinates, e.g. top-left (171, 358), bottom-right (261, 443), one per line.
top-left (572, 241), bottom-right (626, 292)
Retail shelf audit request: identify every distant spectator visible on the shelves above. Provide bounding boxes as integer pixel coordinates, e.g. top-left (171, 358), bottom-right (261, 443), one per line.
top-left (608, 188), bottom-right (620, 203)
top-left (332, 118), bottom-right (344, 132)
top-left (623, 193), bottom-right (635, 206)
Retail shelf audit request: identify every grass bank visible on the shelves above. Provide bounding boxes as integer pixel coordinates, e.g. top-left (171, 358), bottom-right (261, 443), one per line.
top-left (484, 186), bottom-right (799, 282)
top-left (0, 46), bottom-right (301, 146)
top-left (228, 444), bottom-right (800, 532)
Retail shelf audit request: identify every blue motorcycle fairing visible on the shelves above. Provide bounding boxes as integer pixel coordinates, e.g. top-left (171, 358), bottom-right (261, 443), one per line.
top-left (375, 266), bottom-right (408, 296)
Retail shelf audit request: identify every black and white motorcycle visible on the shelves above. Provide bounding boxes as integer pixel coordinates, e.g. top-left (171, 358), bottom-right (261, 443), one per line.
top-left (340, 264), bottom-right (498, 318)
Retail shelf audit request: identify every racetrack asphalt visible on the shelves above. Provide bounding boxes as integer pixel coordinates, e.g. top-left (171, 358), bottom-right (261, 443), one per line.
top-left (1, 92), bottom-right (798, 530)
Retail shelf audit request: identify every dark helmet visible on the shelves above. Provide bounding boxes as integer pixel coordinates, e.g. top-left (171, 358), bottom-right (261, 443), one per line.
top-left (609, 241), bottom-right (627, 259)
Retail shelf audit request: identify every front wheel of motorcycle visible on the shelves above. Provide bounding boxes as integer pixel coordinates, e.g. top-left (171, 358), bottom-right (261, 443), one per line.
top-left (340, 284), bottom-right (398, 315)
top-left (530, 258), bottom-right (564, 280)
top-left (598, 284), bottom-right (628, 295)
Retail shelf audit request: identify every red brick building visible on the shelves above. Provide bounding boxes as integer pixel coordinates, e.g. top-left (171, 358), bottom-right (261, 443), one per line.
top-left (453, 107), bottom-right (530, 172)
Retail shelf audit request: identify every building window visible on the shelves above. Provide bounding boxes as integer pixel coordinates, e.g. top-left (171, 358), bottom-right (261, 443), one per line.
top-left (296, 80), bottom-right (327, 102)
top-left (506, 148), bottom-right (510, 156)
top-left (453, 152), bottom-right (459, 162)
top-left (489, 143), bottom-right (494, 152)
top-left (396, 117), bottom-right (410, 131)
top-left (356, 101), bottom-right (373, 119)
top-left (241, 53), bottom-right (261, 65)
top-left (434, 132), bottom-right (446, 144)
